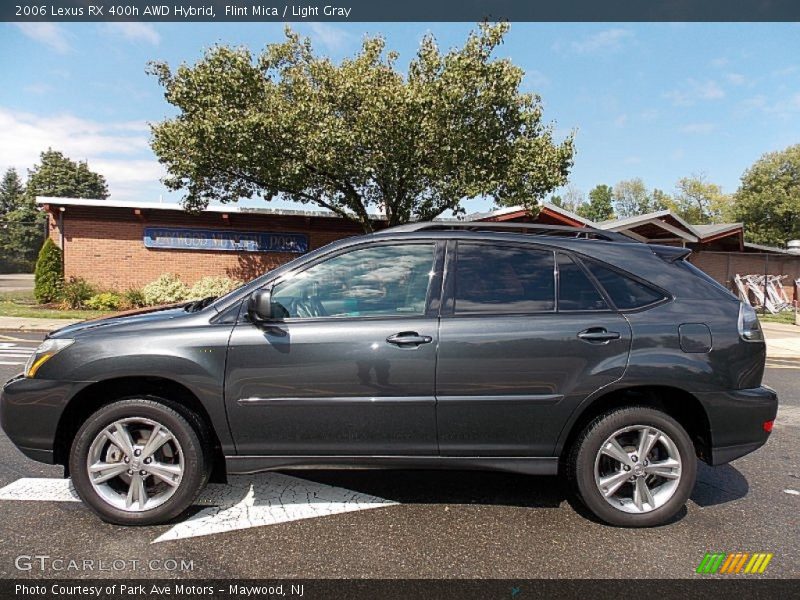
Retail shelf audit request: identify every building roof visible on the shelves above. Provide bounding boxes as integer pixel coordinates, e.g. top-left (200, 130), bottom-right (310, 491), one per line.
top-left (467, 202), bottom-right (597, 227)
top-left (742, 242), bottom-right (795, 255)
top-left (35, 196), bottom-right (386, 220)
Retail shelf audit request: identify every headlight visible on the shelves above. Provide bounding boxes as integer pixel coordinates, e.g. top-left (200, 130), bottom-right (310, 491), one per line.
top-left (24, 338), bottom-right (74, 378)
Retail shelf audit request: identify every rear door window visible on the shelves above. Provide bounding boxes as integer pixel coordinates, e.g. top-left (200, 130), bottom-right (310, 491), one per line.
top-left (454, 243), bottom-right (555, 314)
top-left (557, 253), bottom-right (609, 311)
top-left (584, 260), bottom-right (666, 310)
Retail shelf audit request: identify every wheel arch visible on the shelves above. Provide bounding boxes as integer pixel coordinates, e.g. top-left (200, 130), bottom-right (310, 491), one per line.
top-left (557, 385), bottom-right (712, 465)
top-left (53, 376), bottom-right (227, 482)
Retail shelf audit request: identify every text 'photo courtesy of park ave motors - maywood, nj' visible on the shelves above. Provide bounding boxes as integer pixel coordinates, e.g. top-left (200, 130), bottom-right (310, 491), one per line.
top-left (0, 0), bottom-right (798, 596)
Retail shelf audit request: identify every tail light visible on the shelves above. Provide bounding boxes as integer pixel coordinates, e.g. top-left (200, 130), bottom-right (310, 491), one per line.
top-left (763, 420), bottom-right (774, 433)
top-left (738, 302), bottom-right (764, 342)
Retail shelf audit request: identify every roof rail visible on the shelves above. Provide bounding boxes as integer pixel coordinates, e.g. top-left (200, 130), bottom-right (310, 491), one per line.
top-left (375, 221), bottom-right (638, 243)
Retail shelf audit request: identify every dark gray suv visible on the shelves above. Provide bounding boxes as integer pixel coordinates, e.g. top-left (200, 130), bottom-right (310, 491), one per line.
top-left (0, 222), bottom-right (778, 527)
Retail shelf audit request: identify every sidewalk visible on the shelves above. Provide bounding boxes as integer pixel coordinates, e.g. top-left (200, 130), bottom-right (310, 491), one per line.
top-left (0, 316), bottom-right (81, 333)
top-left (762, 321), bottom-right (800, 359)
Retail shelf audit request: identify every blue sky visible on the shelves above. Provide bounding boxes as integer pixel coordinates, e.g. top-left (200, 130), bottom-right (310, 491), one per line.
top-left (1, 22), bottom-right (799, 214)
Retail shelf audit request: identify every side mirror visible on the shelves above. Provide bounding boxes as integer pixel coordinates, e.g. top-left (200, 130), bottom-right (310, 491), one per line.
top-left (247, 289), bottom-right (277, 323)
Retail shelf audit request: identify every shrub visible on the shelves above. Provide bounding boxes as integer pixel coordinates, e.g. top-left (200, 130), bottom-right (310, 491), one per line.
top-left (187, 276), bottom-right (242, 300)
top-left (142, 273), bottom-right (189, 305)
top-left (85, 292), bottom-right (122, 311)
top-left (34, 238), bottom-right (63, 304)
top-left (123, 287), bottom-right (147, 309)
top-left (61, 276), bottom-right (94, 309)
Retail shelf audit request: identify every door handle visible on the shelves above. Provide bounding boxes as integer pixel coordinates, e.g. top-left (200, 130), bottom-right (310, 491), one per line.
top-left (386, 332), bottom-right (433, 347)
top-left (577, 328), bottom-right (621, 343)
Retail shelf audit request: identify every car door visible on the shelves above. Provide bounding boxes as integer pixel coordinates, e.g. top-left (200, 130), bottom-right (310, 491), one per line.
top-left (435, 241), bottom-right (632, 457)
top-left (224, 240), bottom-right (443, 456)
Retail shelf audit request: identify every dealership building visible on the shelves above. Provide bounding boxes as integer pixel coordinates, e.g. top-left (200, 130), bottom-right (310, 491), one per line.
top-left (37, 196), bottom-right (800, 300)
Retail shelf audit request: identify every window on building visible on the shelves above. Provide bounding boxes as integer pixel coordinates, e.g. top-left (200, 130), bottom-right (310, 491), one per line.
top-left (557, 253), bottom-right (609, 311)
top-left (454, 243), bottom-right (555, 314)
top-left (584, 260), bottom-right (666, 310)
top-left (271, 243), bottom-right (435, 319)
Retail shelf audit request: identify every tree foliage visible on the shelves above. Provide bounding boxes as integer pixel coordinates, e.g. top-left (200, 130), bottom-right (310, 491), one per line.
top-left (149, 23), bottom-right (574, 230)
top-left (0, 168), bottom-right (46, 273)
top-left (0, 168), bottom-right (24, 214)
top-left (26, 149), bottom-right (109, 200)
top-left (577, 184), bottom-right (614, 222)
top-left (666, 174), bottom-right (730, 225)
top-left (731, 144), bottom-right (800, 247)
top-left (612, 178), bottom-right (669, 218)
top-left (34, 238), bottom-right (63, 303)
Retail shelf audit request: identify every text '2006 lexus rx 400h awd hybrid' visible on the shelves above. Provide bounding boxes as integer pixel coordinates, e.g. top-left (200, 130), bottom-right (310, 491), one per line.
top-left (1, 222), bottom-right (778, 527)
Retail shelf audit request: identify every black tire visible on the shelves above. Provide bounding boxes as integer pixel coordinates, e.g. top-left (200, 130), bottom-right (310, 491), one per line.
top-left (69, 397), bottom-right (210, 526)
top-left (567, 406), bottom-right (697, 527)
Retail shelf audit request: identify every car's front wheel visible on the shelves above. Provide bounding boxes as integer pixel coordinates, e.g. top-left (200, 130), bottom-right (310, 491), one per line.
top-left (69, 398), bottom-right (210, 525)
top-left (568, 406), bottom-right (697, 527)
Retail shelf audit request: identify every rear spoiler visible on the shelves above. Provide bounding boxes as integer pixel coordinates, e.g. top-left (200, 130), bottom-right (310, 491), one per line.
top-left (651, 245), bottom-right (692, 263)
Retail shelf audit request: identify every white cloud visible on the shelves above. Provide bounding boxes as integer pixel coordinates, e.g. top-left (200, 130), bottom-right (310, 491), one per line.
top-left (741, 92), bottom-right (800, 118)
top-left (558, 29), bottom-right (634, 54)
top-left (665, 79), bottom-right (725, 106)
top-left (725, 73), bottom-right (747, 86)
top-left (526, 69), bottom-right (550, 89)
top-left (306, 23), bottom-right (352, 51)
top-left (679, 122), bottom-right (717, 134)
top-left (710, 57), bottom-right (730, 68)
top-left (15, 23), bottom-right (71, 53)
top-left (623, 156), bottom-right (642, 165)
top-left (613, 114), bottom-right (628, 127)
top-left (0, 107), bottom-right (162, 200)
top-left (23, 83), bottom-right (53, 95)
top-left (101, 23), bottom-right (160, 45)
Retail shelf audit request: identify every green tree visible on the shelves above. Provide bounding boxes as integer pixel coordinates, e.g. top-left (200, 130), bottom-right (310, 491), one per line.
top-left (577, 184), bottom-right (614, 222)
top-left (612, 179), bottom-right (669, 217)
top-left (34, 238), bottom-right (63, 303)
top-left (26, 149), bottom-right (109, 200)
top-left (0, 168), bottom-right (46, 273)
top-left (0, 168), bottom-right (25, 214)
top-left (668, 174), bottom-right (730, 225)
top-left (731, 144), bottom-right (800, 247)
top-left (149, 23), bottom-right (574, 231)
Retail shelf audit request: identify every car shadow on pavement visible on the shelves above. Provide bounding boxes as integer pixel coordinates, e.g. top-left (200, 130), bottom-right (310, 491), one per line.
top-left (690, 462), bottom-right (749, 507)
top-left (288, 469), bottom-right (566, 508)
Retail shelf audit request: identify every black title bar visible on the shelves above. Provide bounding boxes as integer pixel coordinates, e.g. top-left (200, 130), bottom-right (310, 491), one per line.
top-left (5, 0), bottom-right (800, 22)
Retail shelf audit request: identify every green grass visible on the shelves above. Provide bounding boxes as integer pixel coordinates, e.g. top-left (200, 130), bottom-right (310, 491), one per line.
top-left (758, 311), bottom-right (798, 325)
top-left (0, 290), bottom-right (116, 320)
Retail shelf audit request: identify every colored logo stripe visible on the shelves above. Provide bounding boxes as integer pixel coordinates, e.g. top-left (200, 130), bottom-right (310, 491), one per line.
top-left (697, 552), bottom-right (773, 574)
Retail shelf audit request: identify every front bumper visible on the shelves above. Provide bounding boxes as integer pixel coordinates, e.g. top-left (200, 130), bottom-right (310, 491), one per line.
top-left (0, 375), bottom-right (91, 464)
top-left (697, 385), bottom-right (778, 466)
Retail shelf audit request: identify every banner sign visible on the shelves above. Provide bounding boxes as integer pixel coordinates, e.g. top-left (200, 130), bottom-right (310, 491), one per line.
top-left (143, 227), bottom-right (308, 254)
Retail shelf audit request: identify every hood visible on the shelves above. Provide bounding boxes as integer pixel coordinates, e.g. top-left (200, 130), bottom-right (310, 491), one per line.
top-left (48, 303), bottom-right (198, 339)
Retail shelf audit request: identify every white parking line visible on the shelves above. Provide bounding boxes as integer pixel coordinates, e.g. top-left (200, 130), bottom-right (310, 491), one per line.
top-left (0, 474), bottom-right (397, 543)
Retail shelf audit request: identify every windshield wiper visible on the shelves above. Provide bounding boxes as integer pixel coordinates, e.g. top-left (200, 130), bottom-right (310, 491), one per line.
top-left (184, 296), bottom-right (218, 312)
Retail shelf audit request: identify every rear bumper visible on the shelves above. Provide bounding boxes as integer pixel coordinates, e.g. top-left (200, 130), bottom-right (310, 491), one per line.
top-left (697, 385), bottom-right (778, 466)
top-left (0, 375), bottom-right (90, 464)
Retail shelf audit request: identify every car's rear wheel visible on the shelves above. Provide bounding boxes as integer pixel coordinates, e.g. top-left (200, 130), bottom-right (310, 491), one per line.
top-left (69, 398), bottom-right (210, 525)
top-left (568, 406), bottom-right (697, 527)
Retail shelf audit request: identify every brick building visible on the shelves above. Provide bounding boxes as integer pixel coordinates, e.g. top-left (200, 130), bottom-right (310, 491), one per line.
top-left (38, 196), bottom-right (800, 300)
top-left (39, 197), bottom-right (372, 289)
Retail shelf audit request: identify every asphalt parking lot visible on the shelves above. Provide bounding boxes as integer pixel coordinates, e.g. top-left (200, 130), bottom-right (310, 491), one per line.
top-left (0, 331), bottom-right (797, 579)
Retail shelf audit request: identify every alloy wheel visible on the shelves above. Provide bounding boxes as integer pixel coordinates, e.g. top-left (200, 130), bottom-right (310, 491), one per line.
top-left (86, 417), bottom-right (184, 512)
top-left (593, 424), bottom-right (682, 514)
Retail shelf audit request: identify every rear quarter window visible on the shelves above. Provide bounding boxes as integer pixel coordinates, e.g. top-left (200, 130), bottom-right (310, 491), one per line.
top-left (584, 260), bottom-right (667, 310)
